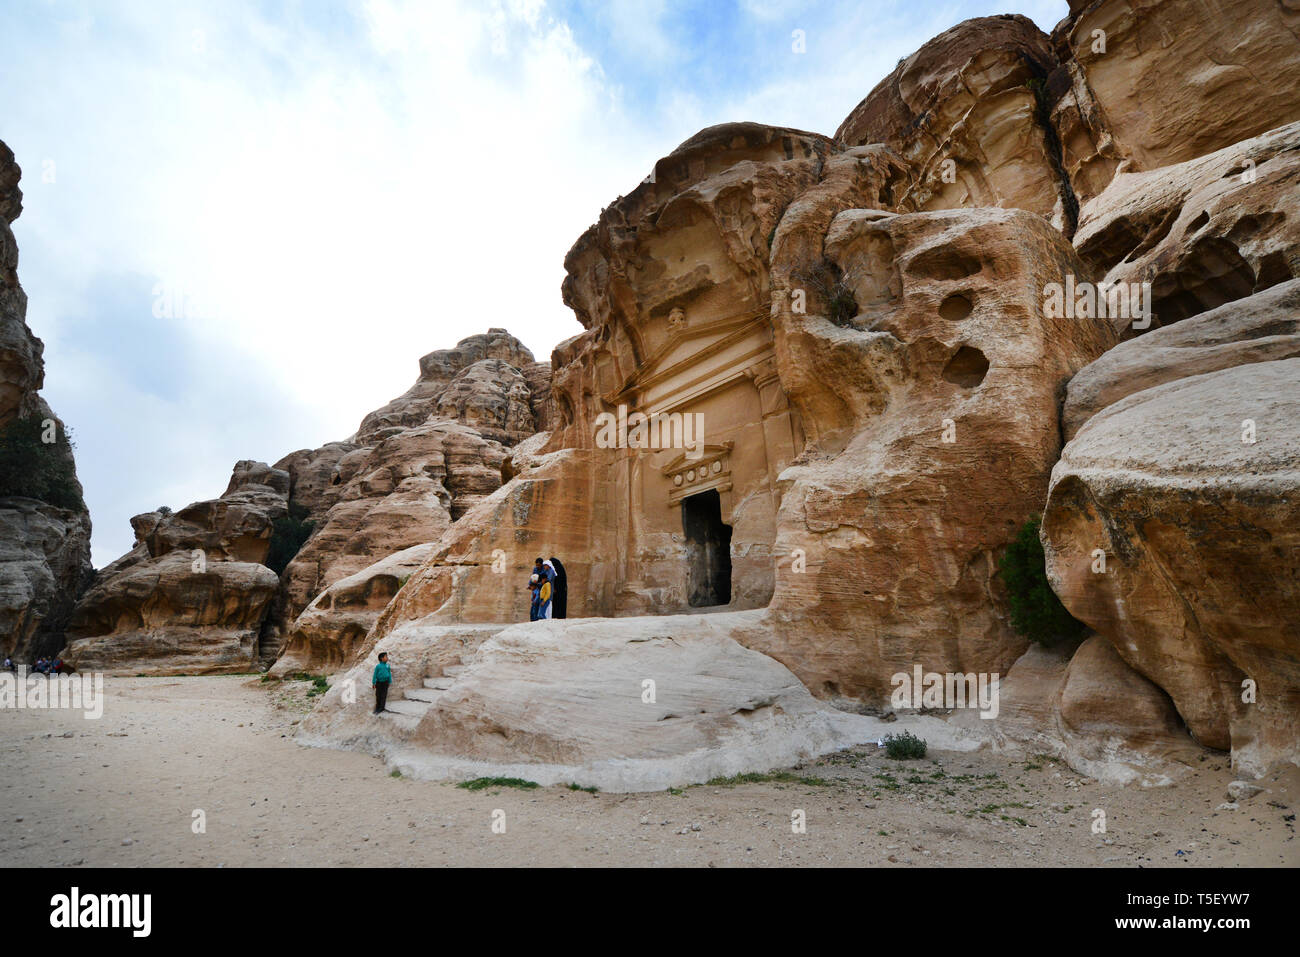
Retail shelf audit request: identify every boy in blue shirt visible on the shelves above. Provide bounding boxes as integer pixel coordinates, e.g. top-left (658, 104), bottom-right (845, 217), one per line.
top-left (372, 652), bottom-right (392, 714)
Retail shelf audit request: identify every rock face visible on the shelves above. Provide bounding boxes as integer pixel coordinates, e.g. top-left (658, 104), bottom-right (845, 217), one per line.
top-left (1062, 279), bottom-right (1300, 440)
top-left (29, 2), bottom-right (1300, 785)
top-left (1050, 0), bottom-right (1300, 202)
top-left (67, 328), bottom-right (551, 676)
top-left (272, 543), bottom-right (434, 675)
top-left (757, 204), bottom-right (1115, 703)
top-left (836, 16), bottom-right (1069, 226)
top-left (353, 329), bottom-right (538, 443)
top-left (62, 460), bottom-right (288, 675)
top-left (959, 636), bottom-right (1203, 786)
top-left (1072, 123), bottom-right (1300, 338)
top-left (269, 332), bottom-right (547, 674)
top-left (317, 121), bottom-right (1116, 782)
top-left (1043, 360), bottom-right (1300, 775)
top-left (0, 141), bottom-right (93, 661)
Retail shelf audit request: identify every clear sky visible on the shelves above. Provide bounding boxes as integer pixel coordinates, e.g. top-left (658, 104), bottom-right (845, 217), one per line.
top-left (0, 0), bottom-right (1068, 567)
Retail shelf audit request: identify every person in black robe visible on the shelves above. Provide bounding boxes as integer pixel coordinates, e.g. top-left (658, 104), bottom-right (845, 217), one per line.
top-left (548, 556), bottom-right (568, 619)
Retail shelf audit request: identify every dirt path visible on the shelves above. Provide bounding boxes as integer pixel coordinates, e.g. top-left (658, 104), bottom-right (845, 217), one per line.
top-left (1, 675), bottom-right (1295, 867)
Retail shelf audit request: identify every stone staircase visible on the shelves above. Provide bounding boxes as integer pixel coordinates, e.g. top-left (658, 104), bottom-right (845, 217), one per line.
top-left (380, 663), bottom-right (466, 729)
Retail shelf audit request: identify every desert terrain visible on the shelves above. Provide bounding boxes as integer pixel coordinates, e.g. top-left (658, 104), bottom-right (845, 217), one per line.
top-left (2, 675), bottom-right (1294, 868)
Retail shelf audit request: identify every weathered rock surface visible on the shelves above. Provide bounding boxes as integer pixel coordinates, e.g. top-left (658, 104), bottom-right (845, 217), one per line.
top-left (62, 551), bottom-right (281, 675)
top-left (0, 142), bottom-right (93, 661)
top-left (272, 543), bottom-right (434, 676)
top-left (0, 496), bottom-right (92, 660)
top-left (1073, 122), bottom-right (1300, 337)
top-left (958, 636), bottom-right (1202, 786)
top-left (62, 460), bottom-right (288, 674)
top-left (836, 15), bottom-right (1068, 225)
top-left (277, 422), bottom-right (506, 630)
top-left (333, 129), bottom-right (1117, 785)
top-left (299, 611), bottom-right (979, 791)
top-left (1043, 360), bottom-right (1300, 775)
top-left (353, 329), bottom-right (537, 443)
top-left (1063, 279), bottom-right (1300, 440)
top-left (73, 327), bottom-right (551, 675)
top-left (1050, 0), bottom-right (1300, 196)
top-left (292, 5), bottom-right (1300, 784)
top-left (0, 141), bottom-right (40, 427)
top-left (759, 205), bottom-right (1115, 702)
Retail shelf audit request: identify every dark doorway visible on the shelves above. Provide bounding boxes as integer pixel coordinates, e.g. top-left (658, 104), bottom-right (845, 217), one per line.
top-left (681, 488), bottom-right (732, 607)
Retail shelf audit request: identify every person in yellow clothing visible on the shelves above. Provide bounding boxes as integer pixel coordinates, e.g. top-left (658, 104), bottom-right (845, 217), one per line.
top-left (534, 556), bottom-right (554, 619)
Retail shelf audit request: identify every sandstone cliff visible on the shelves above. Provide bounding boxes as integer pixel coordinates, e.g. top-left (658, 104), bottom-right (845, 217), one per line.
top-left (0, 141), bottom-right (93, 661)
top-left (63, 328), bottom-right (552, 676)
top-left (303, 1), bottom-right (1300, 787)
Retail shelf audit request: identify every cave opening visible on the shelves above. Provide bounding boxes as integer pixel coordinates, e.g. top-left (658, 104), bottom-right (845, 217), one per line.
top-left (681, 488), bottom-right (732, 608)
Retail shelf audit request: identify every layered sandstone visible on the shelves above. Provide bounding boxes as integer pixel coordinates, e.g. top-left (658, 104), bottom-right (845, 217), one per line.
top-left (958, 636), bottom-right (1203, 786)
top-left (1050, 0), bottom-right (1300, 203)
top-left (305, 1), bottom-right (1300, 786)
top-left (1043, 360), bottom-right (1300, 775)
top-left (61, 460), bottom-right (288, 675)
top-left (311, 125), bottom-right (1117, 783)
top-left (836, 16), bottom-right (1068, 225)
top-left (1062, 279), bottom-right (1300, 440)
top-left (269, 332), bottom-right (548, 673)
top-left (0, 142), bottom-right (93, 661)
top-left (1072, 123), bottom-right (1300, 337)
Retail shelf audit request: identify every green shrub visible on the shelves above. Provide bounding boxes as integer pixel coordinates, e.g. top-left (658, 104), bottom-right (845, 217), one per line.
top-left (265, 502), bottom-right (315, 575)
top-left (0, 415), bottom-right (84, 512)
top-left (884, 731), bottom-right (927, 760)
top-left (998, 517), bottom-right (1087, 644)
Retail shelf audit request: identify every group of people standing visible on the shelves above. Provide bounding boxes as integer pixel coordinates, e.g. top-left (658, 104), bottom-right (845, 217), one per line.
top-left (5, 655), bottom-right (63, 674)
top-left (528, 556), bottom-right (567, 620)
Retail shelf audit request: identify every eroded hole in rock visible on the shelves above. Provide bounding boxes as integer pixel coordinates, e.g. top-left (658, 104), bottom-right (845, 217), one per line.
top-left (1184, 210), bottom-right (1210, 235)
top-left (938, 292), bottom-right (974, 321)
top-left (1080, 203), bottom-right (1182, 273)
top-left (1151, 237), bottom-right (1257, 324)
top-left (682, 488), bottom-right (731, 608)
top-left (942, 346), bottom-right (990, 389)
top-left (906, 245), bottom-right (981, 281)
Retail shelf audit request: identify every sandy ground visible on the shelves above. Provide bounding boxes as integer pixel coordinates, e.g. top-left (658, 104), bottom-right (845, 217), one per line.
top-left (1, 675), bottom-right (1296, 868)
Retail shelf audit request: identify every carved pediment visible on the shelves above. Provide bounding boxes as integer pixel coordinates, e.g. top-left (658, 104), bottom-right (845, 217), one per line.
top-left (604, 303), bottom-right (772, 407)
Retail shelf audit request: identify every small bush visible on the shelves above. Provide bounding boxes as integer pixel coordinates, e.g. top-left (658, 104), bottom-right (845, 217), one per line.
top-left (265, 502), bottom-right (315, 575)
top-left (792, 258), bottom-right (859, 327)
top-left (884, 731), bottom-right (927, 760)
top-left (0, 415), bottom-right (84, 511)
top-left (567, 783), bottom-right (599, 793)
top-left (998, 517), bottom-right (1087, 645)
